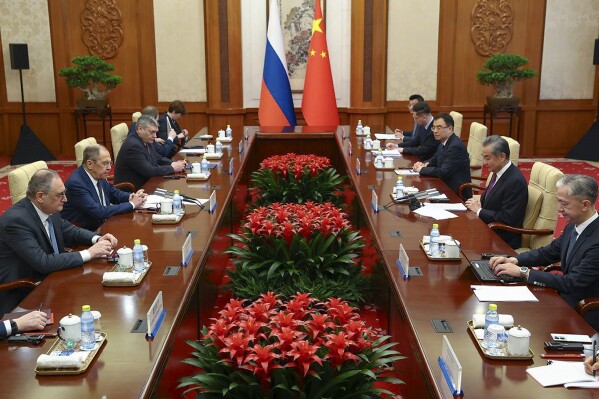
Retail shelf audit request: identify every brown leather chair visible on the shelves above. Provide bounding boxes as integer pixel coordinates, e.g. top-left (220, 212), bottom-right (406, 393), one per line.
top-left (0, 279), bottom-right (41, 314)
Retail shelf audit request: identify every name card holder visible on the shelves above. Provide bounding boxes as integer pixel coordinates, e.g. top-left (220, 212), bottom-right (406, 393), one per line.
top-left (341, 127), bottom-right (346, 140)
top-left (209, 190), bottom-right (218, 213)
top-left (146, 291), bottom-right (166, 339)
top-left (370, 190), bottom-right (379, 213)
top-left (229, 158), bottom-right (234, 175)
top-left (348, 141), bottom-right (352, 156)
top-left (244, 128), bottom-right (249, 141)
top-left (181, 232), bottom-right (194, 266)
top-left (438, 335), bottom-right (463, 397)
top-left (355, 157), bottom-right (361, 175)
top-left (238, 139), bottom-right (244, 154)
top-left (397, 244), bottom-right (410, 280)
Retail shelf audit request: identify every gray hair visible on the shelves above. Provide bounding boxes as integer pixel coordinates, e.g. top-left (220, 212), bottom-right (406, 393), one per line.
top-left (556, 174), bottom-right (598, 204)
top-left (482, 135), bottom-right (510, 158)
top-left (136, 114), bottom-right (158, 130)
top-left (82, 144), bottom-right (109, 164)
top-left (26, 169), bottom-right (60, 198)
top-left (141, 105), bottom-right (158, 118)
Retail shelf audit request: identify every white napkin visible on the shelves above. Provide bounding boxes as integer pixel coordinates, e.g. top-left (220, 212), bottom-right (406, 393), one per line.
top-left (472, 313), bottom-right (515, 328)
top-left (36, 352), bottom-right (89, 369)
top-left (186, 173), bottom-right (210, 179)
top-left (102, 272), bottom-right (137, 284)
top-left (152, 214), bottom-right (180, 222)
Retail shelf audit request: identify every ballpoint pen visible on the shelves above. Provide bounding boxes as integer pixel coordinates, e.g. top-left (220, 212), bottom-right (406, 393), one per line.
top-left (38, 302), bottom-right (43, 311)
top-left (540, 353), bottom-right (585, 360)
top-left (593, 340), bottom-right (596, 377)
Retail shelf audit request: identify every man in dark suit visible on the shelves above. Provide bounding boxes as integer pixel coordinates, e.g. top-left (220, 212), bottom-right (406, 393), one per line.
top-left (491, 174), bottom-right (599, 331)
top-left (0, 169), bottom-right (117, 313)
top-left (157, 100), bottom-right (189, 157)
top-left (114, 115), bottom-right (187, 190)
top-left (1, 310), bottom-right (48, 338)
top-left (61, 144), bottom-right (146, 231)
top-left (413, 113), bottom-right (472, 198)
top-left (393, 94), bottom-right (424, 144)
top-left (129, 106), bottom-right (180, 158)
top-left (465, 135), bottom-right (528, 249)
top-left (386, 101), bottom-right (439, 161)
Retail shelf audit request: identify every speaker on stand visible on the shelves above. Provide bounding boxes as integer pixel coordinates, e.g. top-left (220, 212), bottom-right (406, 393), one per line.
top-left (9, 43), bottom-right (55, 165)
top-left (565, 38), bottom-right (599, 161)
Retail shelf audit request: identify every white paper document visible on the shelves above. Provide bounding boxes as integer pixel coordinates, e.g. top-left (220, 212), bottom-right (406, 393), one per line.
top-left (374, 133), bottom-right (397, 140)
top-left (395, 169), bottom-right (419, 176)
top-left (378, 149), bottom-right (402, 157)
top-left (179, 148), bottom-right (206, 154)
top-left (471, 285), bottom-right (539, 302)
top-left (413, 206), bottom-right (458, 220)
top-left (423, 203), bottom-right (467, 211)
top-left (527, 361), bottom-right (598, 388)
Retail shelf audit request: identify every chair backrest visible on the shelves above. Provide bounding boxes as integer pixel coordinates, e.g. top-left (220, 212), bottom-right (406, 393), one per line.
top-left (501, 136), bottom-right (520, 166)
top-left (8, 161), bottom-right (48, 204)
top-left (74, 137), bottom-right (98, 167)
top-left (449, 111), bottom-right (463, 138)
top-left (110, 123), bottom-right (129, 161)
top-left (132, 112), bottom-right (141, 123)
top-left (520, 162), bottom-right (564, 250)
top-left (467, 122), bottom-right (488, 177)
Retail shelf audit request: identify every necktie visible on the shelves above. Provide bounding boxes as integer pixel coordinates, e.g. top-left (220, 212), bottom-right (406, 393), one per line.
top-left (97, 182), bottom-right (105, 206)
top-left (565, 227), bottom-right (579, 265)
top-left (486, 174), bottom-right (498, 194)
top-left (46, 217), bottom-right (59, 254)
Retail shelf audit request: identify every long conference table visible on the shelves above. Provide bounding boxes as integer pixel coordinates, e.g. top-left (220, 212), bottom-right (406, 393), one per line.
top-left (1, 126), bottom-right (597, 399)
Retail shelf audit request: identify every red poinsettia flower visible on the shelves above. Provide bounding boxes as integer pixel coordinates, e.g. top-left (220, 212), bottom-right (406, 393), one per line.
top-left (287, 339), bottom-right (324, 376)
top-left (271, 311), bottom-right (296, 328)
top-left (323, 332), bottom-right (359, 367)
top-left (271, 326), bottom-right (305, 352)
top-left (220, 332), bottom-right (250, 366)
top-left (306, 313), bottom-right (335, 340)
top-left (240, 343), bottom-right (282, 383)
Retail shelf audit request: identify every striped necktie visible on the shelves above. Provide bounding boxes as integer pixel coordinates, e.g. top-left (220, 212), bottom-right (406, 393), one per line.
top-left (46, 217), bottom-right (59, 254)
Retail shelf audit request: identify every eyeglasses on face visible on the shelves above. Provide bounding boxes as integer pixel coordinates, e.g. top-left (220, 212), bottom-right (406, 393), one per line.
top-left (44, 190), bottom-right (67, 199)
top-left (96, 160), bottom-right (114, 167)
top-left (431, 125), bottom-right (450, 131)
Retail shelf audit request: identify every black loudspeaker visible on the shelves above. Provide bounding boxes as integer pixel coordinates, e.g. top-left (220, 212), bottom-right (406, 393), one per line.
top-left (9, 43), bottom-right (29, 70)
top-left (594, 39), bottom-right (599, 65)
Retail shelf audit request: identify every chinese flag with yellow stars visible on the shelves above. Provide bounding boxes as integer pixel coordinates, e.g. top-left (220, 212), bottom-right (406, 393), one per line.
top-left (301, 0), bottom-right (339, 126)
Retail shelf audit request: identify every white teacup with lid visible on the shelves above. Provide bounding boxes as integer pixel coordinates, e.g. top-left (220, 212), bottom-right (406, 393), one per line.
top-left (57, 314), bottom-right (81, 348)
top-left (117, 247), bottom-right (133, 268)
top-left (507, 325), bottom-right (531, 356)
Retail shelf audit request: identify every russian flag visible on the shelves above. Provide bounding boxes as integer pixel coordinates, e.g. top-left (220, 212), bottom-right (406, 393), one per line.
top-left (259, 0), bottom-right (297, 127)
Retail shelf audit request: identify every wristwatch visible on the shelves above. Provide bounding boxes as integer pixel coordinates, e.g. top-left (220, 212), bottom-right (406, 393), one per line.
top-left (519, 267), bottom-right (528, 280)
top-left (10, 320), bottom-right (18, 335)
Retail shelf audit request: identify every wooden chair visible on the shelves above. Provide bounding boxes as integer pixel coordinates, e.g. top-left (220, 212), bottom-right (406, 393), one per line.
top-left (74, 137), bottom-right (98, 167)
top-left (449, 111), bottom-right (463, 138)
top-left (0, 278), bottom-right (41, 314)
top-left (489, 162), bottom-right (563, 253)
top-left (8, 161), bottom-right (48, 204)
top-left (110, 122), bottom-right (129, 162)
top-left (466, 122), bottom-right (488, 178)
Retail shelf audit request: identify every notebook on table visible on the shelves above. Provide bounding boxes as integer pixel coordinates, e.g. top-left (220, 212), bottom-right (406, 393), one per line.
top-left (469, 259), bottom-right (524, 284)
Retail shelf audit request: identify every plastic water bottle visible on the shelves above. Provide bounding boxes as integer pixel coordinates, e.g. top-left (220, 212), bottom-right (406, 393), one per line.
top-left (482, 304), bottom-right (499, 348)
top-left (357, 119), bottom-right (363, 135)
top-left (80, 305), bottom-right (95, 350)
top-left (395, 176), bottom-right (404, 198)
top-left (364, 134), bottom-right (373, 150)
top-left (133, 239), bottom-right (145, 272)
top-left (215, 139), bottom-right (223, 154)
top-left (172, 190), bottom-right (183, 215)
top-left (201, 157), bottom-right (209, 174)
top-left (429, 223), bottom-right (440, 257)
top-left (225, 124), bottom-right (232, 138)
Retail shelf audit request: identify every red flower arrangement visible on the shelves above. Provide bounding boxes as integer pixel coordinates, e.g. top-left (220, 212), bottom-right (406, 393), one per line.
top-left (226, 203), bottom-right (368, 304)
top-left (180, 293), bottom-right (403, 398)
top-left (250, 153), bottom-right (345, 206)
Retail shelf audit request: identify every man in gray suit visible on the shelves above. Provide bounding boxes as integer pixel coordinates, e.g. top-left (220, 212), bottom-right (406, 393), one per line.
top-left (0, 169), bottom-right (117, 313)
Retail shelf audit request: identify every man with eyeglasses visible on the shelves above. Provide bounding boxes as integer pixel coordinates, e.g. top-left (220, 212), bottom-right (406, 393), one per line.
top-left (0, 169), bottom-right (118, 314)
top-left (413, 113), bottom-right (472, 198)
top-left (62, 144), bottom-right (147, 231)
top-left (114, 115), bottom-right (187, 189)
top-left (393, 94), bottom-right (424, 144)
top-left (386, 102), bottom-right (439, 161)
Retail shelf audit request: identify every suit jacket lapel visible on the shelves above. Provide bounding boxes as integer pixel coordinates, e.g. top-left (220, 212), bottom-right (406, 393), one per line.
top-left (81, 168), bottom-right (103, 205)
top-left (563, 219), bottom-right (599, 272)
top-left (24, 200), bottom-right (54, 251)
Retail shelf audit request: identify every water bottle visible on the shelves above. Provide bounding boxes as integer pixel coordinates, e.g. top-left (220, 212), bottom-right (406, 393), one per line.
top-left (172, 190), bottom-right (183, 215)
top-left (225, 124), bottom-right (232, 138)
top-left (395, 176), bottom-right (404, 198)
top-left (215, 139), bottom-right (223, 154)
top-left (133, 239), bottom-right (145, 272)
top-left (201, 157), bottom-right (209, 174)
top-left (357, 119), bottom-right (363, 135)
top-left (364, 134), bottom-right (373, 150)
top-left (80, 305), bottom-right (95, 350)
top-left (482, 304), bottom-right (499, 349)
top-left (429, 223), bottom-right (440, 257)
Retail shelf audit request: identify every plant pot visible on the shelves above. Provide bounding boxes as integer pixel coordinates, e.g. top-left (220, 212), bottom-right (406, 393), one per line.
top-left (486, 96), bottom-right (520, 107)
top-left (76, 98), bottom-right (108, 109)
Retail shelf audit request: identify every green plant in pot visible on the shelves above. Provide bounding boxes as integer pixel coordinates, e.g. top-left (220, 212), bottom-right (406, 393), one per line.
top-left (476, 53), bottom-right (537, 106)
top-left (59, 55), bottom-right (122, 108)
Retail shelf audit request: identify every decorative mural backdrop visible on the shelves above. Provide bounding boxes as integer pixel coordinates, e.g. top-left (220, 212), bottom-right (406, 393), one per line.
top-left (81, 0), bottom-right (123, 59)
top-left (470, 0), bottom-right (514, 56)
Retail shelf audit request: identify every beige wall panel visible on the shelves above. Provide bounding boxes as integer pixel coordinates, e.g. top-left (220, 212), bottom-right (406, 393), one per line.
top-left (153, 0), bottom-right (206, 102)
top-left (0, 0), bottom-right (55, 102)
top-left (540, 0), bottom-right (599, 100)
top-left (387, 0), bottom-right (440, 101)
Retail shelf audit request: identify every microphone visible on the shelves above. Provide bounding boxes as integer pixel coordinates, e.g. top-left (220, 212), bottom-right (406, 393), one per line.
top-left (155, 188), bottom-right (206, 209)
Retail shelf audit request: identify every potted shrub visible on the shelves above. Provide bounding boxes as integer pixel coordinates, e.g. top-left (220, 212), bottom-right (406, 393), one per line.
top-left (476, 53), bottom-right (537, 106)
top-left (59, 55), bottom-right (122, 109)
